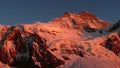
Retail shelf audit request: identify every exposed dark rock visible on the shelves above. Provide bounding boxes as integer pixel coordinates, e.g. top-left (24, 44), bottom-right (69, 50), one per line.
top-left (103, 34), bottom-right (120, 56)
top-left (105, 38), bottom-right (112, 50)
top-left (99, 30), bottom-right (103, 34)
top-left (62, 56), bottom-right (70, 60)
top-left (83, 23), bottom-right (96, 32)
top-left (0, 27), bottom-right (64, 68)
top-left (109, 20), bottom-right (120, 32)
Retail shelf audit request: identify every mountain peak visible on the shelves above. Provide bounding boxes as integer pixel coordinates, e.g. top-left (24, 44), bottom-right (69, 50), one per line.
top-left (63, 11), bottom-right (96, 17)
top-left (79, 11), bottom-right (97, 18)
top-left (50, 11), bottom-right (111, 29)
top-left (63, 11), bottom-right (75, 16)
top-left (0, 11), bottom-right (120, 68)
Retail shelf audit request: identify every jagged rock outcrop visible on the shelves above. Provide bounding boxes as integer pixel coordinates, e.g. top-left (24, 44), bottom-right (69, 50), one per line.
top-left (103, 33), bottom-right (120, 56)
top-left (109, 20), bottom-right (120, 32)
top-left (0, 26), bottom-right (64, 68)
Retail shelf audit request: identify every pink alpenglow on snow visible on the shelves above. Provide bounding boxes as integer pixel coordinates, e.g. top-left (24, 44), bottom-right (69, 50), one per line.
top-left (0, 11), bottom-right (120, 68)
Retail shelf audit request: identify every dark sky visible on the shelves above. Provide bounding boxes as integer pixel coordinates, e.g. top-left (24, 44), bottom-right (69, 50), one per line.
top-left (0, 0), bottom-right (120, 25)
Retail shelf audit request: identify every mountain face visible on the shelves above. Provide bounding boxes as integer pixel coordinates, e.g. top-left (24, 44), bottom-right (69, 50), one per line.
top-left (0, 11), bottom-right (120, 68)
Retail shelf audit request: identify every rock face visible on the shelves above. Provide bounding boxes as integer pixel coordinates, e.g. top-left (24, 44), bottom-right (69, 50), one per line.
top-left (0, 11), bottom-right (120, 68)
top-left (109, 20), bottom-right (120, 32)
top-left (103, 33), bottom-right (120, 56)
top-left (0, 26), bottom-right (64, 68)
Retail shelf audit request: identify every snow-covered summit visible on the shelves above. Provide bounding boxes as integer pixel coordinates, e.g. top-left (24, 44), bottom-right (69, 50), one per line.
top-left (49, 11), bottom-right (111, 30)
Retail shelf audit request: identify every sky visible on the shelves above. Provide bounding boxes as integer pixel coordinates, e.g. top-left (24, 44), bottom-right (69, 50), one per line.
top-left (0, 0), bottom-right (120, 25)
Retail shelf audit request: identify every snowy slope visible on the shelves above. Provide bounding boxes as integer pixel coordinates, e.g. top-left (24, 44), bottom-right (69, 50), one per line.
top-left (0, 11), bottom-right (120, 68)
